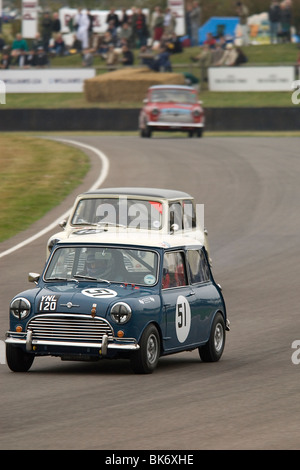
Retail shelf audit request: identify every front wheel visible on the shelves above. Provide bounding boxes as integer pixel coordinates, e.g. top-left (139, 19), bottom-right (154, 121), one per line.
top-left (130, 324), bottom-right (160, 374)
top-left (144, 125), bottom-right (152, 138)
top-left (6, 344), bottom-right (35, 372)
top-left (199, 313), bottom-right (225, 362)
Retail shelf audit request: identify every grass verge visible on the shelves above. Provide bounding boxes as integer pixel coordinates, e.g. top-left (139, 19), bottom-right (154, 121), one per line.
top-left (3, 90), bottom-right (296, 108)
top-left (2, 43), bottom-right (299, 109)
top-left (0, 135), bottom-right (90, 242)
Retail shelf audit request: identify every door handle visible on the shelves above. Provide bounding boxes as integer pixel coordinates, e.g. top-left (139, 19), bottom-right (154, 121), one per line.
top-left (186, 291), bottom-right (195, 297)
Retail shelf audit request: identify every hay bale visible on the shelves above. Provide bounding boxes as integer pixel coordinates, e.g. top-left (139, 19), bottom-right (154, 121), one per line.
top-left (84, 67), bottom-right (186, 103)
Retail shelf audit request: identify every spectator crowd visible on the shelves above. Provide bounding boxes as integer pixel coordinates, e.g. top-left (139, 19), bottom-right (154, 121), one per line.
top-left (0, 5), bottom-right (183, 71)
top-left (0, 0), bottom-right (297, 73)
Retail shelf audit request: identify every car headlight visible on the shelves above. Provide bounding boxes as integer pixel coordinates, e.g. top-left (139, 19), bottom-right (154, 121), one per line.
top-left (193, 108), bottom-right (202, 117)
top-left (110, 302), bottom-right (132, 324)
top-left (151, 107), bottom-right (159, 116)
top-left (10, 298), bottom-right (31, 320)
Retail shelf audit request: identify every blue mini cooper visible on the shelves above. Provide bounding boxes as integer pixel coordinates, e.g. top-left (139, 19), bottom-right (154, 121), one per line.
top-left (6, 233), bottom-right (229, 374)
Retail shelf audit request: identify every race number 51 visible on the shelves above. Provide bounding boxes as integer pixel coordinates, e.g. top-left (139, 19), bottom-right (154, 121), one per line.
top-left (176, 296), bottom-right (191, 343)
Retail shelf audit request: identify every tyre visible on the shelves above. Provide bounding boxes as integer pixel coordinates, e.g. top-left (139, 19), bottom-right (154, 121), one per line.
top-left (144, 126), bottom-right (152, 138)
top-left (199, 313), bottom-right (225, 362)
top-left (196, 128), bottom-right (203, 138)
top-left (130, 324), bottom-right (160, 374)
top-left (188, 131), bottom-right (194, 137)
top-left (6, 344), bottom-right (34, 372)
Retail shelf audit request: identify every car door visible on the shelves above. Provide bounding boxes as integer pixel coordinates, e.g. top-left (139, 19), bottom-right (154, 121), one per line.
top-left (186, 248), bottom-right (220, 343)
top-left (161, 250), bottom-right (199, 352)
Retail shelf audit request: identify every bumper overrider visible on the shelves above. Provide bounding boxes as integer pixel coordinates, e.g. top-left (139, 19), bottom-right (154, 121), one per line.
top-left (5, 313), bottom-right (139, 358)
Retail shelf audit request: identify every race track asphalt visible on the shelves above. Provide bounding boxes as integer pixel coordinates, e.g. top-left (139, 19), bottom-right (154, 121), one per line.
top-left (0, 135), bottom-right (299, 450)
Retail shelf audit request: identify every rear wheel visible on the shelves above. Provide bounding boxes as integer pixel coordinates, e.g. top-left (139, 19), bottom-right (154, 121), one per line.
top-left (130, 324), bottom-right (160, 374)
top-left (196, 128), bottom-right (203, 138)
top-left (6, 344), bottom-right (34, 372)
top-left (199, 313), bottom-right (225, 362)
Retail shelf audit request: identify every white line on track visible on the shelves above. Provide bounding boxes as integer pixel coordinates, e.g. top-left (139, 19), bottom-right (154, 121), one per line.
top-left (0, 139), bottom-right (110, 259)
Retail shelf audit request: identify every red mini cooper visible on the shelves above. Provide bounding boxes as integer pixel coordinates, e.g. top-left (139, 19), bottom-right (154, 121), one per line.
top-left (139, 85), bottom-right (205, 138)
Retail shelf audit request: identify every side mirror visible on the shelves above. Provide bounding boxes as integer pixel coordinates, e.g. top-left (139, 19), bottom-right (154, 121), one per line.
top-left (59, 219), bottom-right (67, 228)
top-left (143, 98), bottom-right (148, 104)
top-left (28, 272), bottom-right (40, 284)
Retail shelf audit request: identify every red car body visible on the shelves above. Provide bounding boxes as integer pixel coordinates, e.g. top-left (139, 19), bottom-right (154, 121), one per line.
top-left (139, 85), bottom-right (205, 138)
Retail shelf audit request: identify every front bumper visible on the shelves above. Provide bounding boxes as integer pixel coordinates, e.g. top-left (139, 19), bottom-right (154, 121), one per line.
top-left (6, 313), bottom-right (139, 358)
top-left (5, 331), bottom-right (139, 355)
top-left (147, 121), bottom-right (204, 129)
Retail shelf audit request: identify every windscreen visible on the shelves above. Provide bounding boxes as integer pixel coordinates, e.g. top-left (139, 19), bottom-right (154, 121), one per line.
top-left (45, 246), bottom-right (159, 286)
top-left (71, 197), bottom-right (163, 230)
top-left (150, 89), bottom-right (197, 104)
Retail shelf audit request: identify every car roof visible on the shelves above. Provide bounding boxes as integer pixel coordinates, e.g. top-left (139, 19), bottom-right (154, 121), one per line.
top-left (148, 85), bottom-right (196, 92)
top-left (80, 187), bottom-right (193, 200)
top-left (57, 232), bottom-right (202, 250)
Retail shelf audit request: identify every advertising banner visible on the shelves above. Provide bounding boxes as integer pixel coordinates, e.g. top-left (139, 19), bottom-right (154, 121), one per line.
top-left (22, 0), bottom-right (38, 39)
top-left (208, 66), bottom-right (295, 91)
top-left (0, 68), bottom-right (96, 93)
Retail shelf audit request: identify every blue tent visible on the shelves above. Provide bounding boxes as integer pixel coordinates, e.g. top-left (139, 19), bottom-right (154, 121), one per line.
top-left (199, 17), bottom-right (239, 44)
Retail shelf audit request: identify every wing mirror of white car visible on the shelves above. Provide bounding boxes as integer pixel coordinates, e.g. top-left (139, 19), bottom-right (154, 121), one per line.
top-left (28, 272), bottom-right (40, 284)
top-left (59, 219), bottom-right (67, 228)
top-left (143, 98), bottom-right (148, 104)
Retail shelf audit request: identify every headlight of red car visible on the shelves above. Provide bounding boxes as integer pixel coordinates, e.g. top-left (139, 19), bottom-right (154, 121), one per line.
top-left (193, 108), bottom-right (203, 122)
top-left (150, 107), bottom-right (160, 120)
top-left (193, 108), bottom-right (202, 117)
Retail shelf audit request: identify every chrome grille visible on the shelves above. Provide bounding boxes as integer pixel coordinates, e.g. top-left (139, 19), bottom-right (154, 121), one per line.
top-left (27, 314), bottom-right (114, 344)
top-left (159, 109), bottom-right (193, 123)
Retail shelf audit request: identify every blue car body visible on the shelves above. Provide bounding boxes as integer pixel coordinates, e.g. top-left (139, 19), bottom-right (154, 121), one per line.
top-left (6, 234), bottom-right (229, 374)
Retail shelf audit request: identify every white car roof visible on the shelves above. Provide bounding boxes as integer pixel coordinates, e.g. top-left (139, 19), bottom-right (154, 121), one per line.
top-left (149, 85), bottom-right (196, 92)
top-left (79, 187), bottom-right (193, 201)
top-left (57, 231), bottom-right (202, 250)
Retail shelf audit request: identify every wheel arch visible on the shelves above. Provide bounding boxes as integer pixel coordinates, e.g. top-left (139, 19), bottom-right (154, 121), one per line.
top-left (138, 320), bottom-right (164, 355)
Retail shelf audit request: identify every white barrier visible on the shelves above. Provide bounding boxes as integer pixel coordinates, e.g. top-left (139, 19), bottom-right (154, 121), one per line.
top-left (0, 68), bottom-right (96, 93)
top-left (208, 66), bottom-right (295, 91)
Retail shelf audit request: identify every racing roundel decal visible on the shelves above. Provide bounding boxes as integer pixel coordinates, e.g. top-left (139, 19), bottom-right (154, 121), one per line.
top-left (81, 288), bottom-right (117, 299)
top-left (175, 295), bottom-right (191, 343)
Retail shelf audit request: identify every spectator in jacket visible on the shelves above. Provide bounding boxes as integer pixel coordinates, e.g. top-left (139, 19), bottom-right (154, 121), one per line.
top-left (133, 8), bottom-right (148, 47)
top-left (269, 1), bottom-right (281, 43)
top-left (151, 44), bottom-right (172, 72)
top-left (41, 11), bottom-right (53, 52)
top-left (236, 2), bottom-right (249, 46)
top-left (279, 0), bottom-right (292, 43)
top-left (188, 1), bottom-right (201, 46)
top-left (121, 43), bottom-right (134, 66)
